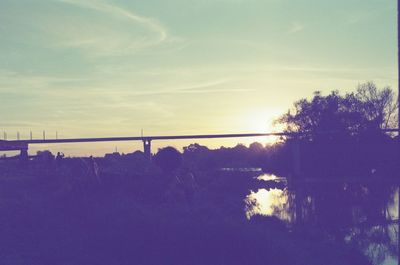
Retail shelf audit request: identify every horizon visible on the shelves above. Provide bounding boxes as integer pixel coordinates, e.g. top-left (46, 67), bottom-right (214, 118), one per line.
top-left (0, 1), bottom-right (399, 263)
top-left (0, 0), bottom-right (398, 155)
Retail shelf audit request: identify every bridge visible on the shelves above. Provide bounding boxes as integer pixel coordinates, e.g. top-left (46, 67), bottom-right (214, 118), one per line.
top-left (1, 129), bottom-right (398, 162)
top-left (0, 132), bottom-right (293, 160)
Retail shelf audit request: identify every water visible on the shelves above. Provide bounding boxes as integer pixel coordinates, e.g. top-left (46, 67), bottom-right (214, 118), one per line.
top-left (245, 173), bottom-right (399, 265)
top-left (220, 167), bottom-right (263, 172)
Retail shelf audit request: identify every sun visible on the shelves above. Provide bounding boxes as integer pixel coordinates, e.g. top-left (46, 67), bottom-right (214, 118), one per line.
top-left (245, 114), bottom-right (271, 133)
top-left (240, 108), bottom-right (283, 145)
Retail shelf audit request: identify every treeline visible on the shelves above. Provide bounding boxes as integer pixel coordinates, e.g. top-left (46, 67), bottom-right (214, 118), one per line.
top-left (21, 82), bottom-right (399, 179)
top-left (167, 82), bottom-right (400, 178)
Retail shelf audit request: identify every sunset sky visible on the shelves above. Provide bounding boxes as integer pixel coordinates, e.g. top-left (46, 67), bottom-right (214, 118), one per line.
top-left (0, 0), bottom-right (397, 155)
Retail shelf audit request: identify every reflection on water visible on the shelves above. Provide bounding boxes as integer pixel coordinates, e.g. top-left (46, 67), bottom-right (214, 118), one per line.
top-left (246, 173), bottom-right (289, 220)
top-left (246, 188), bottom-right (290, 221)
top-left (245, 173), bottom-right (399, 265)
top-left (387, 189), bottom-right (399, 221)
top-left (220, 167), bottom-right (263, 172)
top-left (257, 173), bottom-right (286, 182)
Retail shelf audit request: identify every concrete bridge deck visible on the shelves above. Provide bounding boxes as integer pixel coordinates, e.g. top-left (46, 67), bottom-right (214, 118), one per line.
top-left (2, 132), bottom-right (287, 145)
top-left (0, 129), bottom-right (398, 160)
top-left (0, 132), bottom-right (288, 160)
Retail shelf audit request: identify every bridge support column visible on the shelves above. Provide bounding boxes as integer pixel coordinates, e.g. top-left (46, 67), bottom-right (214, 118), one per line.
top-left (19, 148), bottom-right (28, 162)
top-left (143, 139), bottom-right (152, 160)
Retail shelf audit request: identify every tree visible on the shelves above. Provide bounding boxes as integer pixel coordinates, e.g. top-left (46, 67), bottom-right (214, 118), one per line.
top-left (154, 147), bottom-right (182, 173)
top-left (354, 82), bottom-right (398, 130)
top-left (249, 142), bottom-right (264, 153)
top-left (277, 82), bottom-right (398, 141)
top-left (271, 82), bottom-right (399, 177)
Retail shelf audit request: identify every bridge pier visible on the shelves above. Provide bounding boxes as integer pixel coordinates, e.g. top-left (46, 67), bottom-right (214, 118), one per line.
top-left (143, 139), bottom-right (152, 160)
top-left (19, 148), bottom-right (28, 162)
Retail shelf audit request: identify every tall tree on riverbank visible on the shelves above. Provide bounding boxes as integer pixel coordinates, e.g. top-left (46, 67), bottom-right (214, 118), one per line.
top-left (271, 82), bottom-right (398, 177)
top-left (277, 82), bottom-right (398, 142)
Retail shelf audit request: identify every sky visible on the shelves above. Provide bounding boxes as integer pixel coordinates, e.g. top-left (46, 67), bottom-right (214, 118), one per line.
top-left (0, 0), bottom-right (398, 156)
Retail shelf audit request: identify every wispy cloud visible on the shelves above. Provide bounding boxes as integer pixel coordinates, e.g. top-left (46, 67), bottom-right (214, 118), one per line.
top-left (288, 22), bottom-right (304, 34)
top-left (60, 0), bottom-right (167, 41)
top-left (0, 70), bottom-right (87, 93)
top-left (81, 78), bottom-right (253, 97)
top-left (56, 0), bottom-right (172, 56)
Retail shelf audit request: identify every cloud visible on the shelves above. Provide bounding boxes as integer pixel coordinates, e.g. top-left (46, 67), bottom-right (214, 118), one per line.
top-left (0, 70), bottom-right (87, 93)
top-left (60, 0), bottom-right (166, 41)
top-left (80, 78), bottom-right (253, 97)
top-left (288, 22), bottom-right (304, 34)
top-left (56, 0), bottom-right (171, 56)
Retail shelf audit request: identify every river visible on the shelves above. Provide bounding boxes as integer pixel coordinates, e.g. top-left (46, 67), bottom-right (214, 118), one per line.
top-left (245, 173), bottom-right (399, 265)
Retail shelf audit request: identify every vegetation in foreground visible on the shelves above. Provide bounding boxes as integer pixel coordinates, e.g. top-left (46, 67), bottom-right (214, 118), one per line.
top-left (0, 155), bottom-right (371, 265)
top-left (0, 82), bottom-right (398, 265)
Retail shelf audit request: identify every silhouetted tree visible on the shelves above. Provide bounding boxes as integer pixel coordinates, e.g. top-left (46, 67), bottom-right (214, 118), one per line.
top-left (249, 142), bottom-right (264, 153)
top-left (154, 146), bottom-right (182, 173)
top-left (182, 143), bottom-right (217, 170)
top-left (355, 82), bottom-right (398, 129)
top-left (270, 82), bottom-right (399, 177)
top-left (277, 82), bottom-right (398, 141)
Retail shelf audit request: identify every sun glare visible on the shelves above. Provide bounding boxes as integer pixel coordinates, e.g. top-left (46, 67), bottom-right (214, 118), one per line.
top-left (240, 108), bottom-right (283, 145)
